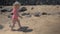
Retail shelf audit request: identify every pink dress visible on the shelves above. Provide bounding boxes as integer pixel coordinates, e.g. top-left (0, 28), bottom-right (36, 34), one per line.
top-left (12, 8), bottom-right (19, 20)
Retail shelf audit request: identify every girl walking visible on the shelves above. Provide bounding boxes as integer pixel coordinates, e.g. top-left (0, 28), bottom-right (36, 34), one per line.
top-left (11, 1), bottom-right (22, 31)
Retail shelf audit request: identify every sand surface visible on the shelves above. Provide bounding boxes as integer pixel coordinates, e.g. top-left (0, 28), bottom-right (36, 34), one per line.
top-left (0, 5), bottom-right (60, 34)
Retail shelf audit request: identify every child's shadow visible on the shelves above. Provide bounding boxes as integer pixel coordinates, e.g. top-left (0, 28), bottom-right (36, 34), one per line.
top-left (16, 26), bottom-right (33, 32)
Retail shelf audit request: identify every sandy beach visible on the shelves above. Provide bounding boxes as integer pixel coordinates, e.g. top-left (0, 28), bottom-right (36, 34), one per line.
top-left (0, 5), bottom-right (60, 34)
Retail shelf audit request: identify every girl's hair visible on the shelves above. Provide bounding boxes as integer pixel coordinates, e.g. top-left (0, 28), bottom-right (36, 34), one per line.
top-left (13, 1), bottom-right (21, 6)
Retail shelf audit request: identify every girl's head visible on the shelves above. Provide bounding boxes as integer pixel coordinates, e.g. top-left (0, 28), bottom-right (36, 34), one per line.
top-left (13, 1), bottom-right (21, 9)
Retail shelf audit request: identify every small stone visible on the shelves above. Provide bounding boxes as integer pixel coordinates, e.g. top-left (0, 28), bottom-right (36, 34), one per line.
top-left (20, 7), bottom-right (27, 12)
top-left (33, 12), bottom-right (41, 17)
top-left (0, 25), bottom-right (4, 30)
top-left (42, 12), bottom-right (47, 15)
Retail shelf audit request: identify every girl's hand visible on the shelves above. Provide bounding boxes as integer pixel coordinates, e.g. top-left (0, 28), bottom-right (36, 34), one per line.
top-left (19, 16), bottom-right (23, 19)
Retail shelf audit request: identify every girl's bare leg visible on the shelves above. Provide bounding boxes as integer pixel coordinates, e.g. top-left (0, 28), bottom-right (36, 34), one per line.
top-left (11, 19), bottom-right (16, 30)
top-left (16, 18), bottom-right (21, 28)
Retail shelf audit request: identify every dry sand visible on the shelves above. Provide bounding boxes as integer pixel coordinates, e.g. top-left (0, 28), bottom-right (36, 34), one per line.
top-left (0, 5), bottom-right (60, 34)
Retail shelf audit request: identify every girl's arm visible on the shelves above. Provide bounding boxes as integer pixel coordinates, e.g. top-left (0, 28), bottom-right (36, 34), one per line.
top-left (17, 12), bottom-right (22, 18)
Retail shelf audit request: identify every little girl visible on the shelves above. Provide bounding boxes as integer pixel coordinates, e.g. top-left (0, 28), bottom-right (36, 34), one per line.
top-left (11, 1), bottom-right (22, 31)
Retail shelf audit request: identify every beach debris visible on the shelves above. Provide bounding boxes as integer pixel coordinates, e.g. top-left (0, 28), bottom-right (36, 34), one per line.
top-left (42, 12), bottom-right (47, 15)
top-left (0, 25), bottom-right (4, 30)
top-left (21, 12), bottom-right (31, 17)
top-left (20, 7), bottom-right (27, 12)
top-left (31, 7), bottom-right (34, 10)
top-left (33, 12), bottom-right (41, 17)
